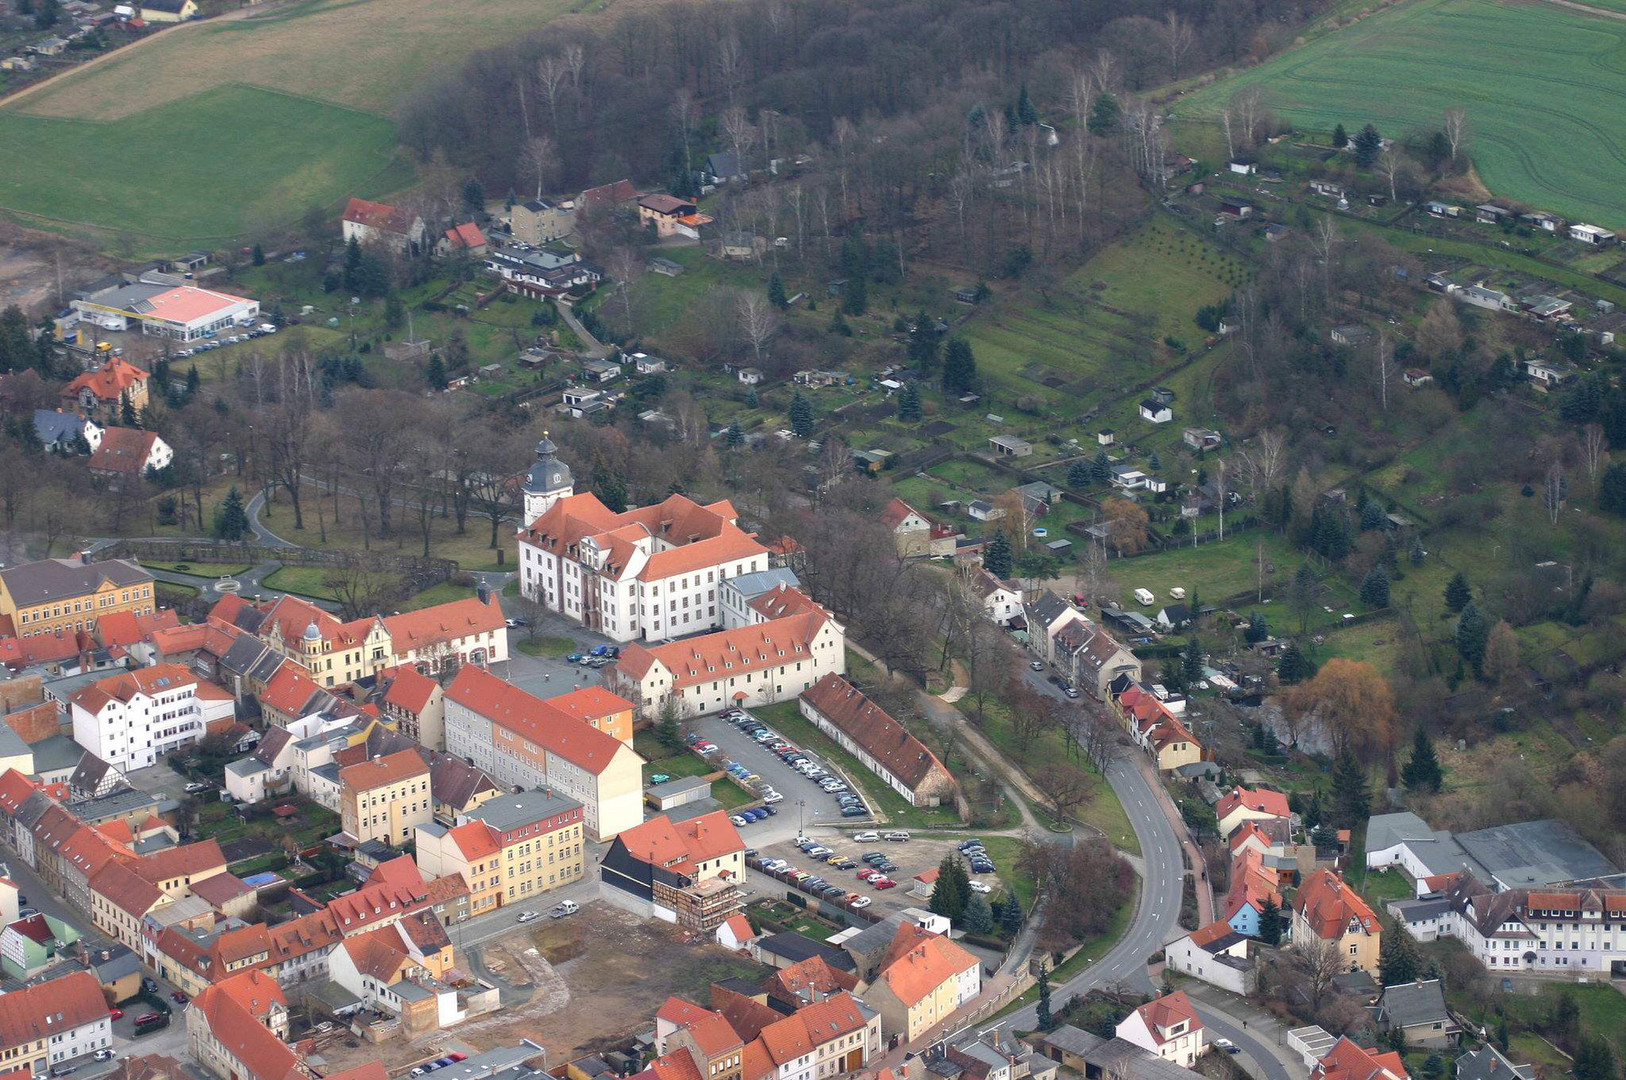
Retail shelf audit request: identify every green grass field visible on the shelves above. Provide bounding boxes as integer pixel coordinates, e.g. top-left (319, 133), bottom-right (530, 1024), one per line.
top-left (0, 85), bottom-right (406, 245)
top-left (963, 224), bottom-right (1240, 411)
top-left (1178, 0), bottom-right (1626, 227)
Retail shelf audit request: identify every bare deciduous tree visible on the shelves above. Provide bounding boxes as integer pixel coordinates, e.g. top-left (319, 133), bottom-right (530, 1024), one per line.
top-left (1544, 460), bottom-right (1567, 525)
top-left (536, 54), bottom-right (568, 131)
top-left (519, 136), bottom-right (556, 200)
top-left (714, 33), bottom-right (746, 105)
top-left (1378, 146), bottom-right (1401, 203)
top-left (1292, 935), bottom-right (1349, 1010)
top-left (1161, 12), bottom-right (1195, 79)
top-left (1443, 106), bottom-right (1468, 162)
top-left (1583, 423), bottom-right (1609, 488)
top-left (735, 288), bottom-right (778, 363)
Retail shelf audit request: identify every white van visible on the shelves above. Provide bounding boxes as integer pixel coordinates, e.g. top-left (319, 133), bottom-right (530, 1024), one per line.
top-left (1133, 588), bottom-right (1155, 606)
top-left (1169, 587), bottom-right (1186, 600)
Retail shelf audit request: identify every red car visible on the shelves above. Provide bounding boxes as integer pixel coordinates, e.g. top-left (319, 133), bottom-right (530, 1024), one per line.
top-left (170, 991), bottom-right (188, 1004)
top-left (856, 868), bottom-right (880, 880)
top-left (448, 1055), bottom-right (468, 1063)
top-left (872, 877), bottom-right (897, 890)
top-left (109, 1009), bottom-right (123, 1021)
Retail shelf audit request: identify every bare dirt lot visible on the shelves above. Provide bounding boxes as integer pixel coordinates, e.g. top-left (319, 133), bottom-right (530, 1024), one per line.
top-left (314, 907), bottom-right (771, 1071)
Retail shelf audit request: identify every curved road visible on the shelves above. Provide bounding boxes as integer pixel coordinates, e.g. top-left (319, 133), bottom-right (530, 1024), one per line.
top-left (999, 683), bottom-right (1293, 1080)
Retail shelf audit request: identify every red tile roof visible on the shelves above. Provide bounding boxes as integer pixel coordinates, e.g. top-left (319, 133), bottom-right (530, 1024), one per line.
top-left (0, 972), bottom-right (107, 1041)
top-left (62, 358), bottom-right (148, 403)
top-left (343, 197), bottom-right (418, 237)
top-left (383, 596), bottom-right (504, 654)
top-left (1130, 991), bottom-right (1201, 1043)
top-left (615, 810), bottom-right (743, 878)
top-left (88, 427), bottom-right (161, 474)
top-left (95, 608), bottom-right (181, 648)
top-left (380, 665), bottom-right (440, 715)
top-left (339, 748), bottom-right (429, 792)
top-left (444, 666), bottom-right (631, 775)
top-left (1294, 869), bottom-right (1378, 940)
top-left (880, 498), bottom-right (924, 531)
top-left (877, 931), bottom-right (978, 1007)
top-left (1216, 785), bottom-right (1290, 822)
top-left (132, 839), bottom-right (226, 885)
top-left (1310, 1038), bottom-right (1409, 1080)
top-left (615, 611), bottom-right (831, 691)
top-left (443, 222), bottom-right (487, 249)
top-left (801, 674), bottom-right (946, 791)
top-left (191, 972), bottom-right (308, 1080)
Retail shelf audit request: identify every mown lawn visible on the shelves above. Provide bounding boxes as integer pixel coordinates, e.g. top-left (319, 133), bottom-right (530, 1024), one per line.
top-left (140, 559), bottom-right (252, 577)
top-left (515, 635), bottom-right (577, 658)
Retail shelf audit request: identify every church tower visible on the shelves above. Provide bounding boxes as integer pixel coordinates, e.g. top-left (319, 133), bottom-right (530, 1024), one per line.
top-left (522, 433), bottom-right (574, 523)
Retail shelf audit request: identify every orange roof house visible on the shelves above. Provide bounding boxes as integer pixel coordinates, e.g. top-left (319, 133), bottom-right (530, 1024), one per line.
top-left (1216, 785), bottom-right (1291, 838)
top-left (1293, 869), bottom-right (1381, 974)
top-left (89, 427), bottom-right (169, 476)
top-left (61, 358), bottom-right (148, 417)
top-left (1310, 1037), bottom-right (1409, 1080)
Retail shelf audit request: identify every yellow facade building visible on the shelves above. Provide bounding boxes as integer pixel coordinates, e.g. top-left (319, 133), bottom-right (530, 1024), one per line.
top-left (0, 556), bottom-right (153, 637)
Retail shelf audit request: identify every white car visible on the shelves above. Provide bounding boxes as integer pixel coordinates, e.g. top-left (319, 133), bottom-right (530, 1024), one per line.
top-left (850, 896), bottom-right (871, 909)
top-left (730, 815), bottom-right (748, 826)
top-left (550, 900), bottom-right (578, 918)
top-left (762, 791), bottom-right (784, 803)
top-left (853, 831), bottom-right (879, 842)
top-left (516, 910), bottom-right (540, 923)
top-left (969, 880), bottom-right (992, 894)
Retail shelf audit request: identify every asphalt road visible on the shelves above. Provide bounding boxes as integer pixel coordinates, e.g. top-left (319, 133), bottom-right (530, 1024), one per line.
top-left (1002, 673), bottom-right (1293, 1080)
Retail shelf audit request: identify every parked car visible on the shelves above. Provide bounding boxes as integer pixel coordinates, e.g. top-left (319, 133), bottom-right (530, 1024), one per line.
top-left (170, 991), bottom-right (188, 1003)
top-left (729, 815), bottom-right (748, 826)
top-left (109, 1009), bottom-right (123, 1021)
top-left (551, 901), bottom-right (579, 918)
top-left (872, 877), bottom-right (897, 890)
top-left (566, 653), bottom-right (585, 663)
top-left (850, 896), bottom-right (871, 909)
top-left (93, 1051), bottom-right (115, 1063)
top-left (853, 831), bottom-right (880, 842)
top-left (1029, 660), bottom-right (1044, 671)
top-left (651, 773), bottom-right (672, 784)
top-left (763, 791), bottom-right (784, 803)
top-left (1215, 1040), bottom-right (1239, 1055)
top-left (1063, 686), bottom-right (1080, 699)
top-left (969, 880), bottom-right (992, 894)
top-left (841, 806), bottom-right (868, 817)
top-left (516, 910), bottom-right (541, 923)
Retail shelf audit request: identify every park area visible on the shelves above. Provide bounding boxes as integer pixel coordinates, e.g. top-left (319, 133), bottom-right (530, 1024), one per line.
top-left (1177, 0), bottom-right (1626, 228)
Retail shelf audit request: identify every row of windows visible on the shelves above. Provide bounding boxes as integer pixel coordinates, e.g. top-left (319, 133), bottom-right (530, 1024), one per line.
top-left (19, 586), bottom-right (150, 623)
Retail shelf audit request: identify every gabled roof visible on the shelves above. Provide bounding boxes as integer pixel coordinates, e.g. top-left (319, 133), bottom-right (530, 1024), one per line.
top-left (1373, 979), bottom-right (1450, 1030)
top-left (800, 674), bottom-right (946, 790)
top-left (1216, 785), bottom-right (1290, 821)
top-left (89, 858), bottom-right (165, 918)
top-left (191, 972), bottom-right (309, 1080)
top-left (615, 612), bottom-right (831, 690)
top-left (380, 665), bottom-right (440, 715)
top-left (1294, 869), bottom-right (1378, 939)
top-left (445, 666), bottom-right (632, 775)
top-left (1310, 1037), bottom-right (1407, 1080)
top-left (383, 596), bottom-right (504, 655)
top-left (339, 748), bottom-right (429, 792)
top-left (443, 222), bottom-right (487, 249)
top-left (342, 197), bottom-right (418, 236)
top-left (0, 971), bottom-right (108, 1045)
top-left (95, 608), bottom-right (180, 648)
top-left (881, 498), bottom-right (925, 531)
top-left (1125, 991), bottom-right (1201, 1043)
top-left (614, 810), bottom-right (743, 878)
top-left (131, 839), bottom-right (226, 884)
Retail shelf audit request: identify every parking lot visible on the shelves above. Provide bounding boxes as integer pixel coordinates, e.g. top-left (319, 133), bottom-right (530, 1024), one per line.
top-left (744, 829), bottom-right (1015, 923)
top-left (686, 707), bottom-right (874, 832)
